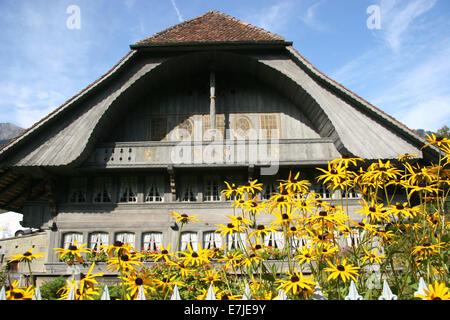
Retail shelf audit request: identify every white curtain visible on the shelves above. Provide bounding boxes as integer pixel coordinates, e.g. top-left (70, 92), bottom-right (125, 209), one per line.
top-left (69, 177), bottom-right (87, 203)
top-left (181, 232), bottom-right (199, 251)
top-left (116, 232), bottom-right (135, 248)
top-left (89, 232), bottom-right (109, 251)
top-left (263, 232), bottom-right (285, 249)
top-left (120, 177), bottom-right (137, 202)
top-left (204, 232), bottom-right (223, 249)
top-left (143, 232), bottom-right (163, 251)
top-left (145, 176), bottom-right (164, 202)
top-left (63, 233), bottom-right (83, 249)
top-left (94, 177), bottom-right (112, 202)
top-left (227, 233), bottom-right (245, 250)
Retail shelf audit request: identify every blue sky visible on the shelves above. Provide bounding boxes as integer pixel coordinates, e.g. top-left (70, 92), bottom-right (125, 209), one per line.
top-left (0, 0), bottom-right (449, 131)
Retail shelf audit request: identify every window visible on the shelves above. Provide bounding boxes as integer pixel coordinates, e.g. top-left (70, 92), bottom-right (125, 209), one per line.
top-left (264, 231), bottom-right (285, 249)
top-left (174, 118), bottom-right (194, 141)
top-left (204, 178), bottom-right (220, 202)
top-left (226, 233), bottom-right (246, 250)
top-left (115, 232), bottom-right (135, 248)
top-left (145, 176), bottom-right (164, 202)
top-left (142, 232), bottom-right (163, 251)
top-left (259, 114), bottom-right (279, 140)
top-left (63, 232), bottom-right (83, 249)
top-left (315, 184), bottom-right (332, 199)
top-left (180, 232), bottom-right (199, 251)
top-left (203, 232), bottom-right (223, 250)
top-left (180, 176), bottom-right (197, 202)
top-left (89, 232), bottom-right (109, 252)
top-left (93, 177), bottom-right (113, 203)
top-left (68, 177), bottom-right (87, 203)
top-left (150, 117), bottom-right (167, 141)
top-left (119, 176), bottom-right (138, 203)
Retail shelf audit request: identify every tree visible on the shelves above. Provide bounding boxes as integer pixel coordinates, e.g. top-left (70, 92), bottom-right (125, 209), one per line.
top-left (436, 125), bottom-right (450, 139)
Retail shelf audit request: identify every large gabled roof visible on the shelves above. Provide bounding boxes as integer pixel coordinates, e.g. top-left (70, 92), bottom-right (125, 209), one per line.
top-left (132, 10), bottom-right (289, 47)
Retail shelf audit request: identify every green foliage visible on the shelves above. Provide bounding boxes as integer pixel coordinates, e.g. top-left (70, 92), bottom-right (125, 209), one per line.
top-left (40, 276), bottom-right (67, 300)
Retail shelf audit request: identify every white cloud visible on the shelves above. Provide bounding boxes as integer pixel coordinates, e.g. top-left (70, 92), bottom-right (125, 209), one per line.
top-left (300, 0), bottom-right (327, 31)
top-left (246, 1), bottom-right (296, 34)
top-left (170, 0), bottom-right (184, 23)
top-left (379, 0), bottom-right (437, 52)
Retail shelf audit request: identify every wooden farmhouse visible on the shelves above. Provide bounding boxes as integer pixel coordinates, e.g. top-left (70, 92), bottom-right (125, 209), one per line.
top-left (0, 11), bottom-right (436, 276)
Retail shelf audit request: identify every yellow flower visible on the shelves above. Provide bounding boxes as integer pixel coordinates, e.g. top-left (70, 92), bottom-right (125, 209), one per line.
top-left (415, 281), bottom-right (450, 300)
top-left (397, 153), bottom-right (418, 162)
top-left (271, 206), bottom-right (299, 227)
top-left (118, 269), bottom-right (156, 298)
top-left (356, 199), bottom-right (389, 222)
top-left (171, 211), bottom-right (200, 224)
top-left (241, 179), bottom-right (263, 195)
top-left (248, 224), bottom-right (278, 239)
top-left (215, 222), bottom-right (240, 237)
top-left (324, 258), bottom-right (360, 283)
top-left (316, 161), bottom-right (348, 190)
top-left (295, 245), bottom-right (316, 265)
top-left (276, 269), bottom-right (316, 295)
top-left (106, 251), bottom-right (144, 272)
top-left (6, 280), bottom-right (35, 300)
top-left (279, 171), bottom-right (311, 193)
top-left (361, 248), bottom-right (386, 265)
top-left (411, 241), bottom-right (445, 258)
top-left (151, 243), bottom-right (176, 262)
top-left (54, 240), bottom-right (90, 261)
top-left (421, 132), bottom-right (450, 149)
top-left (9, 247), bottom-right (44, 263)
top-left (218, 251), bottom-right (243, 270)
top-left (178, 243), bottom-right (210, 266)
top-left (242, 198), bottom-right (267, 216)
top-left (240, 253), bottom-right (263, 268)
top-left (201, 270), bottom-right (222, 285)
top-left (222, 181), bottom-right (245, 199)
top-left (80, 262), bottom-right (104, 293)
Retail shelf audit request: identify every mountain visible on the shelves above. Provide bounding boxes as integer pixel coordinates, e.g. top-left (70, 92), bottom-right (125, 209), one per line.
top-left (0, 123), bottom-right (25, 147)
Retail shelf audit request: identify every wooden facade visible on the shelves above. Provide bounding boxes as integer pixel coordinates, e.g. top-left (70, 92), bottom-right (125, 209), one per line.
top-left (0, 11), bottom-right (437, 272)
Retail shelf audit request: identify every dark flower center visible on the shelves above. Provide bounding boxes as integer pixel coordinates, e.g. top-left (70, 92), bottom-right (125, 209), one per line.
top-left (161, 250), bottom-right (168, 254)
top-left (358, 222), bottom-right (365, 227)
top-left (120, 254), bottom-right (129, 261)
top-left (69, 245), bottom-right (78, 251)
top-left (114, 241), bottom-right (123, 247)
top-left (237, 217), bottom-right (243, 221)
top-left (330, 169), bottom-right (338, 174)
top-left (14, 292), bottom-right (23, 299)
top-left (181, 214), bottom-right (189, 218)
top-left (221, 293), bottom-right (230, 300)
top-left (290, 275), bottom-right (300, 282)
top-left (319, 211), bottom-right (328, 217)
top-left (432, 297), bottom-right (442, 300)
top-left (277, 196), bottom-right (286, 202)
top-left (337, 265), bottom-right (345, 271)
top-left (282, 213), bottom-right (289, 219)
top-left (255, 245), bottom-right (262, 250)
top-left (23, 251), bottom-right (32, 257)
top-left (191, 252), bottom-right (199, 258)
top-left (369, 207), bottom-right (376, 212)
top-left (257, 225), bottom-right (265, 230)
top-left (227, 223), bottom-right (234, 229)
top-left (135, 277), bottom-right (143, 285)
top-left (290, 227), bottom-right (297, 232)
top-left (396, 203), bottom-right (404, 210)
top-left (318, 235), bottom-right (327, 240)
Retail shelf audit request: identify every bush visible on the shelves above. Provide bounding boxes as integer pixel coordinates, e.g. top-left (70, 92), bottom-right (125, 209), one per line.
top-left (40, 276), bottom-right (67, 300)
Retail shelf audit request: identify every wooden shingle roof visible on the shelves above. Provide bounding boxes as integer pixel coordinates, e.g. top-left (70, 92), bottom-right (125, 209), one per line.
top-left (133, 10), bottom-right (288, 47)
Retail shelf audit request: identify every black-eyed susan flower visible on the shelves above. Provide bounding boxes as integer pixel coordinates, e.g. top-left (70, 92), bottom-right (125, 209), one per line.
top-left (79, 262), bottom-right (104, 293)
top-left (248, 224), bottom-right (278, 239)
top-left (356, 199), bottom-right (389, 222)
top-left (5, 280), bottom-right (35, 300)
top-left (397, 153), bottom-right (418, 162)
top-left (101, 240), bottom-right (133, 258)
top-left (226, 214), bottom-right (253, 228)
top-left (316, 161), bottom-right (348, 190)
top-left (324, 258), bottom-right (360, 283)
top-left (271, 206), bottom-right (299, 227)
top-left (9, 248), bottom-right (44, 263)
top-left (411, 241), bottom-right (445, 258)
top-left (222, 181), bottom-right (245, 199)
top-left (151, 243), bottom-right (176, 263)
top-left (171, 211), bottom-right (200, 224)
top-left (276, 269), bottom-right (316, 296)
top-left (178, 243), bottom-right (210, 266)
top-left (294, 245), bottom-right (316, 265)
top-left (54, 240), bottom-right (90, 261)
top-left (106, 251), bottom-right (144, 272)
top-left (241, 179), bottom-right (263, 195)
top-left (360, 248), bottom-right (386, 265)
top-left (119, 269), bottom-right (155, 298)
top-left (414, 280), bottom-right (450, 300)
top-left (154, 275), bottom-right (184, 292)
top-left (242, 198), bottom-right (267, 216)
top-left (215, 222), bottom-right (239, 237)
top-left (240, 253), bottom-right (264, 268)
top-left (279, 171), bottom-right (311, 194)
top-left (421, 133), bottom-right (450, 149)
top-left (167, 260), bottom-right (193, 278)
top-left (201, 269), bottom-right (222, 285)
top-left (218, 251), bottom-right (243, 270)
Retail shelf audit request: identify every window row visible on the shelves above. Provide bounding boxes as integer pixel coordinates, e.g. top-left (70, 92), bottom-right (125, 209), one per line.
top-left (68, 176), bottom-right (361, 204)
top-left (62, 230), bottom-right (369, 254)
